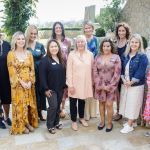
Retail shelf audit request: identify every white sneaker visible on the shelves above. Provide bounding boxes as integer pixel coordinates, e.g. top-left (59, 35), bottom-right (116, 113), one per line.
top-left (123, 122), bottom-right (137, 128)
top-left (144, 131), bottom-right (150, 137)
top-left (120, 124), bottom-right (134, 133)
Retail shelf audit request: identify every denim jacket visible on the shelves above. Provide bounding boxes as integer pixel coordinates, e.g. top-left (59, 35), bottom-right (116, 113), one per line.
top-left (121, 52), bottom-right (148, 86)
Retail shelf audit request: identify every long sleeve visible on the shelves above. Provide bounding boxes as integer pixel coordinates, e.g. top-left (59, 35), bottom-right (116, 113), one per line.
top-left (66, 52), bottom-right (73, 87)
top-left (29, 53), bottom-right (35, 84)
top-left (107, 56), bottom-right (121, 92)
top-left (132, 54), bottom-right (148, 83)
top-left (92, 56), bottom-right (102, 90)
top-left (7, 51), bottom-right (19, 88)
top-left (39, 57), bottom-right (49, 92)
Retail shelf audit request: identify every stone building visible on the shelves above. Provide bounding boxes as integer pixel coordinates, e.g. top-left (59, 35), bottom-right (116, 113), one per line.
top-left (122, 0), bottom-right (150, 42)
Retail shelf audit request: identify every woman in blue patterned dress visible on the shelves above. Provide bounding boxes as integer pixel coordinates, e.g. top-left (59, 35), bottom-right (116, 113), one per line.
top-left (25, 25), bottom-right (46, 121)
top-left (83, 21), bottom-right (98, 121)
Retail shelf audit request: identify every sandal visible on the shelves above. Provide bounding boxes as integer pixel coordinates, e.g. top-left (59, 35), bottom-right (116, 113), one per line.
top-left (26, 124), bottom-right (34, 132)
top-left (48, 128), bottom-right (56, 134)
top-left (23, 127), bottom-right (29, 134)
top-left (113, 114), bottom-right (122, 121)
top-left (55, 124), bottom-right (63, 130)
top-left (79, 119), bottom-right (88, 127)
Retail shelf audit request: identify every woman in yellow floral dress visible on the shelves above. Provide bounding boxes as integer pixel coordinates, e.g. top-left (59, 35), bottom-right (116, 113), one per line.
top-left (7, 31), bottom-right (38, 134)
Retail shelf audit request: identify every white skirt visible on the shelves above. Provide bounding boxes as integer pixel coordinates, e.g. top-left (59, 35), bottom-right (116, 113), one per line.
top-left (119, 84), bottom-right (144, 119)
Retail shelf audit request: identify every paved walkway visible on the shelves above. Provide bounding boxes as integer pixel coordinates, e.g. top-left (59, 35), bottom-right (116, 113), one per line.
top-left (0, 104), bottom-right (150, 150)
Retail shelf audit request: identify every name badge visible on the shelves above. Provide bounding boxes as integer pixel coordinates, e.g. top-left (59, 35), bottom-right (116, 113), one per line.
top-left (52, 62), bottom-right (56, 65)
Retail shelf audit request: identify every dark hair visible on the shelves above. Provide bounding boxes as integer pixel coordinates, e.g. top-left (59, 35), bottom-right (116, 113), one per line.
top-left (115, 22), bottom-right (131, 40)
top-left (100, 38), bottom-right (116, 54)
top-left (46, 39), bottom-right (64, 65)
top-left (51, 22), bottom-right (65, 42)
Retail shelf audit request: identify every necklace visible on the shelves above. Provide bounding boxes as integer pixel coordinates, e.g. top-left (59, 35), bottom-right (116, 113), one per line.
top-left (15, 50), bottom-right (27, 61)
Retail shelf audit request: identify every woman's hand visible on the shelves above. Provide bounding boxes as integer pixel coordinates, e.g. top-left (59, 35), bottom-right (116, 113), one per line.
top-left (124, 80), bottom-right (132, 88)
top-left (45, 90), bottom-right (52, 98)
top-left (68, 87), bottom-right (75, 95)
top-left (19, 79), bottom-right (29, 89)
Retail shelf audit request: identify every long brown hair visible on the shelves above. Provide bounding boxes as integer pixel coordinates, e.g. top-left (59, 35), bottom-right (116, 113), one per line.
top-left (100, 38), bottom-right (116, 54)
top-left (46, 39), bottom-right (64, 65)
top-left (115, 22), bottom-right (131, 40)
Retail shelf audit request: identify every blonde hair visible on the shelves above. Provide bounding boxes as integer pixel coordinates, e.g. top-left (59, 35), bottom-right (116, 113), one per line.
top-left (11, 31), bottom-right (26, 50)
top-left (75, 35), bottom-right (87, 51)
top-left (124, 33), bottom-right (144, 56)
top-left (25, 25), bottom-right (38, 47)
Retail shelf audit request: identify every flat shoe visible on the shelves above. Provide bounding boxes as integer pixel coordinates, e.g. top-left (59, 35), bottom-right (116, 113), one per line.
top-left (98, 123), bottom-right (105, 130)
top-left (26, 124), bottom-right (34, 132)
top-left (71, 122), bottom-right (78, 131)
top-left (79, 120), bottom-right (88, 127)
top-left (106, 124), bottom-right (113, 132)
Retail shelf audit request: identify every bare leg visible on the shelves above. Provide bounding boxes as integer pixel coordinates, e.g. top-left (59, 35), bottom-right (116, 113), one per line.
top-left (99, 101), bottom-right (105, 126)
top-left (106, 101), bottom-right (113, 128)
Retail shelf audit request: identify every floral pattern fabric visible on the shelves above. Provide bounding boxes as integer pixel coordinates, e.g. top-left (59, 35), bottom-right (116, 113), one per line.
top-left (93, 54), bottom-right (121, 101)
top-left (7, 51), bottom-right (38, 134)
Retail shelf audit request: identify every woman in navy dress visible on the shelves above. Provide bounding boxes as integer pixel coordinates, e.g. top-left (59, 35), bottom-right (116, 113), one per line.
top-left (25, 25), bottom-right (46, 121)
top-left (0, 33), bottom-right (11, 128)
top-left (113, 22), bottom-right (131, 121)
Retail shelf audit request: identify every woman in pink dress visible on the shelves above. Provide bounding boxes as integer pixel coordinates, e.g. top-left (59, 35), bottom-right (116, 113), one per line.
top-left (93, 38), bottom-right (121, 132)
top-left (143, 69), bottom-right (150, 136)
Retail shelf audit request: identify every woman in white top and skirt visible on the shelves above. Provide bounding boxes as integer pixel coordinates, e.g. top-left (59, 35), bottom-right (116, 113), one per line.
top-left (119, 33), bottom-right (148, 133)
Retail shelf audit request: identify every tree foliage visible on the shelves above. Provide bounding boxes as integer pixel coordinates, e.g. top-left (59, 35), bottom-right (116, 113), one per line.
top-left (3, 0), bottom-right (38, 38)
top-left (96, 0), bottom-right (126, 32)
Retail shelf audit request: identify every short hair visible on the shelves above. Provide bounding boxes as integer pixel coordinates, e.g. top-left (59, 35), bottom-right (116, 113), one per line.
top-left (100, 38), bottom-right (116, 54)
top-left (11, 31), bottom-right (26, 50)
top-left (115, 22), bottom-right (131, 40)
top-left (83, 20), bottom-right (94, 33)
top-left (124, 33), bottom-right (144, 56)
top-left (51, 22), bottom-right (65, 42)
top-left (74, 35), bottom-right (87, 51)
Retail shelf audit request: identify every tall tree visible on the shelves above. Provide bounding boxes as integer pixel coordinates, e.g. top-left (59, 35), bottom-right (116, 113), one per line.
top-left (96, 0), bottom-right (127, 31)
top-left (3, 0), bottom-right (38, 38)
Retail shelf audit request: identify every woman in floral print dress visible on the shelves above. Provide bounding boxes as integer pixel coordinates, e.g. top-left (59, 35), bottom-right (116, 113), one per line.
top-left (93, 38), bottom-right (121, 132)
top-left (7, 31), bottom-right (38, 134)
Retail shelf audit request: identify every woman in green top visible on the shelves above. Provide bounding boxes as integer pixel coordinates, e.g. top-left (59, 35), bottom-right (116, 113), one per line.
top-left (25, 25), bottom-right (46, 121)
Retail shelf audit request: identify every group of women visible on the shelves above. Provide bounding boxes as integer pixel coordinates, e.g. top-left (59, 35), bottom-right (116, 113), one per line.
top-left (0, 21), bottom-right (150, 137)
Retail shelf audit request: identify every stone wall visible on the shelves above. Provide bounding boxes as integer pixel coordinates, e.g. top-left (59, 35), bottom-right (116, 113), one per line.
top-left (122, 0), bottom-right (150, 43)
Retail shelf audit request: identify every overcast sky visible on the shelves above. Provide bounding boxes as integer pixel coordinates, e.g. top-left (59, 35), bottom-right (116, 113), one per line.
top-left (29, 0), bottom-right (107, 23)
